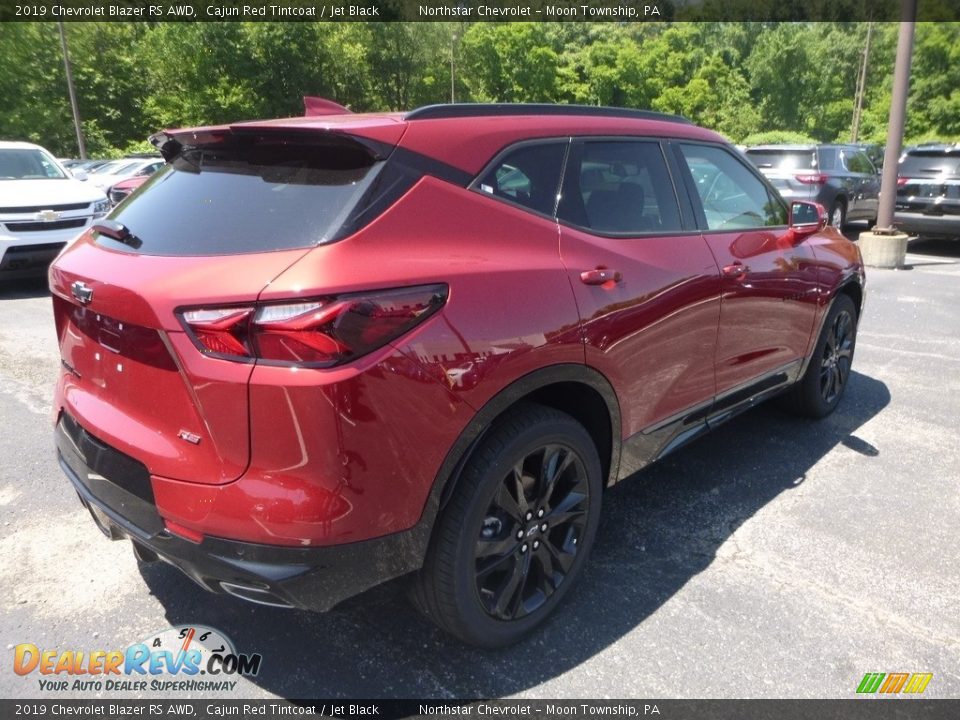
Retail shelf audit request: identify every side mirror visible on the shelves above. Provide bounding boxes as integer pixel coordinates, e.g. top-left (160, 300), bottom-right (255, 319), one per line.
top-left (72, 169), bottom-right (88, 181)
top-left (789, 201), bottom-right (827, 235)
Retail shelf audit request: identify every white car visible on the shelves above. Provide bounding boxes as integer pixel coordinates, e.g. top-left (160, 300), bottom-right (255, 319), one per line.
top-left (0, 141), bottom-right (109, 278)
top-left (86, 157), bottom-right (165, 191)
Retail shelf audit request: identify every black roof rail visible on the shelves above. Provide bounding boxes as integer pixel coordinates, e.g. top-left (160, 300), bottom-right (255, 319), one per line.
top-left (405, 103), bottom-right (692, 125)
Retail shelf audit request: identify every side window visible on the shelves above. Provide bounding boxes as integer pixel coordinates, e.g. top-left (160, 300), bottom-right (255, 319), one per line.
top-left (679, 144), bottom-right (787, 231)
top-left (476, 143), bottom-right (567, 217)
top-left (557, 140), bottom-right (682, 234)
top-left (846, 151), bottom-right (873, 174)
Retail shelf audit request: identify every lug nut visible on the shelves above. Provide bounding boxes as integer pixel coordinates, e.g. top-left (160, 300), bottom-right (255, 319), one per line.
top-left (533, 540), bottom-right (540, 550)
top-left (540, 522), bottom-right (548, 532)
top-left (521, 543), bottom-right (528, 553)
top-left (516, 530), bottom-right (524, 540)
top-left (537, 508), bottom-right (545, 518)
top-left (525, 511), bottom-right (533, 521)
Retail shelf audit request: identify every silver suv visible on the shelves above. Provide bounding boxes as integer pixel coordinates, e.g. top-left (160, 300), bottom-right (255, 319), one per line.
top-left (745, 144), bottom-right (880, 228)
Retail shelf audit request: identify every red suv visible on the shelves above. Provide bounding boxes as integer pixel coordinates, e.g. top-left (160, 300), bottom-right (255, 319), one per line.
top-left (50, 104), bottom-right (864, 647)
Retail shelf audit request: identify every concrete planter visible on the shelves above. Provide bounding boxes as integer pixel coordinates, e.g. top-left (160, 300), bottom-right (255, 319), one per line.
top-left (857, 230), bottom-right (909, 269)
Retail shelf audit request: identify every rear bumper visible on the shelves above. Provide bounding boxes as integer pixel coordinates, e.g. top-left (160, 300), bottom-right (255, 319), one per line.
top-left (894, 212), bottom-right (960, 239)
top-left (56, 414), bottom-right (426, 611)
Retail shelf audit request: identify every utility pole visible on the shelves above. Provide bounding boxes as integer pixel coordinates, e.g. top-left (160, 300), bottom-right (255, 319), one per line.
top-left (876, 0), bottom-right (916, 231)
top-left (858, 0), bottom-right (916, 269)
top-left (450, 30), bottom-right (457, 104)
top-left (58, 22), bottom-right (86, 159)
top-left (851, 22), bottom-right (873, 143)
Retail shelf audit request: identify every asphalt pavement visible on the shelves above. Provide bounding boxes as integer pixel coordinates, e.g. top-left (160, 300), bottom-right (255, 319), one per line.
top-left (1, 237), bottom-right (958, 700)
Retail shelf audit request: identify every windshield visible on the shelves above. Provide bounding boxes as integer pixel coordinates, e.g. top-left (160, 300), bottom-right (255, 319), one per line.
top-left (104, 139), bottom-right (382, 256)
top-left (0, 148), bottom-right (68, 180)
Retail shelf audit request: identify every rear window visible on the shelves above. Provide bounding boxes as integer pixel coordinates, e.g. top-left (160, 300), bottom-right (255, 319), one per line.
top-left (899, 151), bottom-right (960, 177)
top-left (746, 149), bottom-right (817, 171)
top-left (103, 140), bottom-right (382, 256)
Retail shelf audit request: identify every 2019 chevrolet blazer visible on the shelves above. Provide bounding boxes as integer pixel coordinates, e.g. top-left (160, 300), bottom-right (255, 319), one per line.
top-left (50, 104), bottom-right (865, 647)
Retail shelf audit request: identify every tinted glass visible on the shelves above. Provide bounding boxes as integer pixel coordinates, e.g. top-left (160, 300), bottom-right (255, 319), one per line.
top-left (105, 141), bottom-right (381, 256)
top-left (844, 150), bottom-right (874, 174)
top-left (817, 147), bottom-right (838, 171)
top-left (745, 149), bottom-right (817, 171)
top-left (476, 143), bottom-right (567, 216)
top-left (557, 141), bottom-right (682, 234)
top-left (680, 144), bottom-right (787, 230)
top-left (0, 149), bottom-right (67, 180)
top-left (900, 150), bottom-right (960, 177)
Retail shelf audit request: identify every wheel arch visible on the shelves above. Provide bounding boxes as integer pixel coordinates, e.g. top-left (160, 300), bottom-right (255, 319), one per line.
top-left (836, 278), bottom-right (864, 321)
top-left (798, 278), bottom-right (863, 380)
top-left (409, 364), bottom-right (622, 563)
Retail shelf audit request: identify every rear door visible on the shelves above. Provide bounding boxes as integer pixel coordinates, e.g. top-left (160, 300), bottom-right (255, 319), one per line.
top-left (557, 139), bottom-right (721, 450)
top-left (673, 142), bottom-right (819, 402)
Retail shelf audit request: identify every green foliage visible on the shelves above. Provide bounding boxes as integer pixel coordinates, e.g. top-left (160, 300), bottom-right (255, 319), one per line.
top-left (2, 21), bottom-right (958, 157)
top-left (741, 131), bottom-right (819, 146)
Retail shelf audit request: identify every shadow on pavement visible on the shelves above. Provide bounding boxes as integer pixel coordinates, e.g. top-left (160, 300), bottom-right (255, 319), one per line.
top-left (0, 276), bottom-right (49, 300)
top-left (140, 370), bottom-right (890, 698)
top-left (905, 237), bottom-right (960, 262)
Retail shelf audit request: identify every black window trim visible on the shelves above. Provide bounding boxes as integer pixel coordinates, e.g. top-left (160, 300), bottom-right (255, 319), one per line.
top-left (671, 139), bottom-right (790, 235)
top-left (468, 137), bottom-right (573, 224)
top-left (471, 134), bottom-right (704, 240)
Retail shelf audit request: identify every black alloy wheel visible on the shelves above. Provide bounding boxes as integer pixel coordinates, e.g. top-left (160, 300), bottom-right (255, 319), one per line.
top-left (819, 307), bottom-right (855, 405)
top-left (411, 403), bottom-right (602, 647)
top-left (474, 443), bottom-right (590, 621)
top-left (779, 293), bottom-right (858, 419)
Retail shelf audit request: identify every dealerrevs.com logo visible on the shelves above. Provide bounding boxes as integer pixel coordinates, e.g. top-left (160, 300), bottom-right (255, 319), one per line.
top-left (14, 625), bottom-right (262, 693)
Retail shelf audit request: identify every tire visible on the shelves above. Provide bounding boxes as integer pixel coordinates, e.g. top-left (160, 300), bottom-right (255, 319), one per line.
top-left (411, 403), bottom-right (603, 647)
top-left (780, 294), bottom-right (858, 418)
top-left (829, 199), bottom-right (847, 229)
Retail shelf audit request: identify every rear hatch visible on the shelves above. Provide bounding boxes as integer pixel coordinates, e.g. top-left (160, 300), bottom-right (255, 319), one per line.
top-left (896, 148), bottom-right (960, 217)
top-left (745, 147), bottom-right (820, 200)
top-left (51, 121), bottom-right (403, 484)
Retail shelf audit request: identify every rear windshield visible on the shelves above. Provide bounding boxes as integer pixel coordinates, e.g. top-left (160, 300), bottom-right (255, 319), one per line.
top-left (746, 149), bottom-right (817, 171)
top-left (899, 151), bottom-right (960, 177)
top-left (104, 140), bottom-right (381, 255)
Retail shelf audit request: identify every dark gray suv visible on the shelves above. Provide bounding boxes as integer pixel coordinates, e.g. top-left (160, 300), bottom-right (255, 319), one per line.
top-left (746, 144), bottom-right (880, 228)
top-left (895, 144), bottom-right (960, 240)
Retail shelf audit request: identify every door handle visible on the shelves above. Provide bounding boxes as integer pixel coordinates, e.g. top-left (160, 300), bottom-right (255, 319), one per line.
top-left (722, 262), bottom-right (749, 280)
top-left (580, 268), bottom-right (622, 285)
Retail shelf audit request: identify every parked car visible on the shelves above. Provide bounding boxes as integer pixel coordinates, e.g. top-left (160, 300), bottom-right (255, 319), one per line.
top-left (0, 141), bottom-right (109, 278)
top-left (49, 104), bottom-right (865, 647)
top-left (86, 157), bottom-right (164, 191)
top-left (107, 174), bottom-right (151, 206)
top-left (894, 144), bottom-right (960, 240)
top-left (745, 144), bottom-right (880, 228)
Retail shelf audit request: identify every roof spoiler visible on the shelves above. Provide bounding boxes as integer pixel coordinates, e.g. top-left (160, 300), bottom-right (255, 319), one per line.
top-left (303, 96), bottom-right (353, 117)
top-left (148, 131), bottom-right (182, 162)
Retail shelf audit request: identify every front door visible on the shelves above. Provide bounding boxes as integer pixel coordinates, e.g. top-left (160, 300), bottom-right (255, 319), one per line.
top-left (673, 142), bottom-right (819, 399)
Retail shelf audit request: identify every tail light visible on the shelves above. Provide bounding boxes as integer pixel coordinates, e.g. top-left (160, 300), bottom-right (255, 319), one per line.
top-left (897, 177), bottom-right (910, 187)
top-left (795, 173), bottom-right (829, 185)
top-left (179, 284), bottom-right (447, 367)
